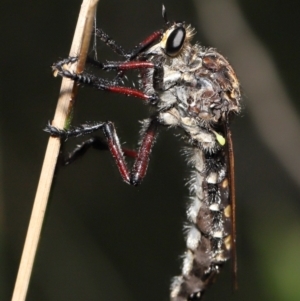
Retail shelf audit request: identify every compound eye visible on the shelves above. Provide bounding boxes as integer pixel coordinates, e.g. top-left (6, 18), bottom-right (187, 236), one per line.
top-left (165, 26), bottom-right (186, 57)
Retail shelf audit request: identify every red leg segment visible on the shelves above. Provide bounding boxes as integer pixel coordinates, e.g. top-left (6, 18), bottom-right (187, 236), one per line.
top-left (104, 125), bottom-right (131, 183)
top-left (107, 86), bottom-right (154, 101)
top-left (102, 61), bottom-right (154, 71)
top-left (128, 30), bottom-right (162, 59)
top-left (103, 119), bottom-right (158, 185)
top-left (94, 28), bottom-right (162, 59)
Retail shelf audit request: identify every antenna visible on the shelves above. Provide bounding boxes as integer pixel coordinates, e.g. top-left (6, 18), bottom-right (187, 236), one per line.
top-left (162, 4), bottom-right (168, 24)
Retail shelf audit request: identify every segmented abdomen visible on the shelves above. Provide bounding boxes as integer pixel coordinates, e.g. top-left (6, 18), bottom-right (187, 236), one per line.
top-left (170, 146), bottom-right (232, 301)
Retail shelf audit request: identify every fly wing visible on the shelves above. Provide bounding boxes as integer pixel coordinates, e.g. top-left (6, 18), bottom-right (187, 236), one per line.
top-left (225, 123), bottom-right (238, 290)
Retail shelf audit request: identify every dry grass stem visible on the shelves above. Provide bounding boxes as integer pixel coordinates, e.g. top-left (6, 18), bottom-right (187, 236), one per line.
top-left (11, 1), bottom-right (99, 300)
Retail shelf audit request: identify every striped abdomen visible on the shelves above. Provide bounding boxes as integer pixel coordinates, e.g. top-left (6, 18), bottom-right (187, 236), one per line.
top-left (171, 146), bottom-right (232, 301)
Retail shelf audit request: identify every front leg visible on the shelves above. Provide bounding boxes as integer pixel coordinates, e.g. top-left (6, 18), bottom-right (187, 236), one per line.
top-left (46, 118), bottom-right (159, 185)
top-left (95, 27), bottom-right (162, 60)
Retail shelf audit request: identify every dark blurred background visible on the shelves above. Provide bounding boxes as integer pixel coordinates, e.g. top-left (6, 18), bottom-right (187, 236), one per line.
top-left (1, 0), bottom-right (300, 300)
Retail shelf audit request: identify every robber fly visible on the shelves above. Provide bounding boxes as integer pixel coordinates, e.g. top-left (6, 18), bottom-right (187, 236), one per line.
top-left (46, 5), bottom-right (241, 301)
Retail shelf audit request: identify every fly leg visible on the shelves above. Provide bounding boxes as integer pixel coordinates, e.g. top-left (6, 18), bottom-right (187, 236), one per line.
top-left (93, 27), bottom-right (162, 60)
top-left (62, 136), bottom-right (137, 166)
top-left (84, 60), bottom-right (165, 91)
top-left (45, 117), bottom-right (159, 185)
top-left (44, 122), bottom-right (137, 165)
top-left (55, 28), bottom-right (162, 68)
top-left (89, 28), bottom-right (163, 81)
top-left (52, 59), bottom-right (163, 104)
